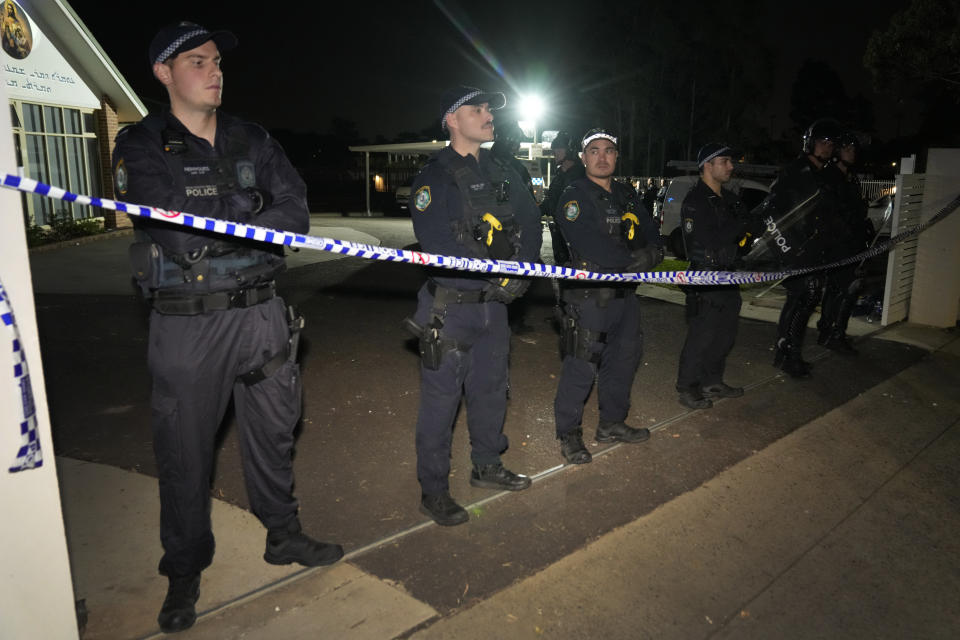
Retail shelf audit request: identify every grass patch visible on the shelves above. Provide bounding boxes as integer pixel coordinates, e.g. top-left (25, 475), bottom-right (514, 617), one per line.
top-left (25, 213), bottom-right (104, 247)
top-left (650, 258), bottom-right (690, 291)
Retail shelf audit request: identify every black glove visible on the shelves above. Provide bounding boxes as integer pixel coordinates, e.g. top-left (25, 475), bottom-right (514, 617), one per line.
top-left (484, 277), bottom-right (531, 303)
top-left (626, 245), bottom-right (663, 272)
top-left (244, 187), bottom-right (273, 215)
top-left (225, 188), bottom-right (273, 220)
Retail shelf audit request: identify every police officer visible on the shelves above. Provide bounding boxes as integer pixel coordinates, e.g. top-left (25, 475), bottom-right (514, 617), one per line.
top-left (817, 132), bottom-right (870, 354)
top-left (552, 128), bottom-right (662, 464)
top-left (491, 120), bottom-right (536, 334)
top-left (113, 23), bottom-right (341, 633)
top-left (491, 120), bottom-right (534, 195)
top-left (540, 131), bottom-right (586, 217)
top-left (675, 144), bottom-right (748, 409)
top-left (768, 118), bottom-right (842, 378)
top-left (407, 86), bottom-right (542, 526)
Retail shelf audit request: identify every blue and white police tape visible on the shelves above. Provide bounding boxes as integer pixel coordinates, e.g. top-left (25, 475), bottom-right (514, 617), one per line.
top-left (1, 279), bottom-right (42, 472)
top-left (2, 173), bottom-right (958, 285)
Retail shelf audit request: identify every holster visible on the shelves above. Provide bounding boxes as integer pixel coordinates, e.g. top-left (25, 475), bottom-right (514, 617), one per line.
top-left (403, 317), bottom-right (446, 371)
top-left (685, 289), bottom-right (700, 320)
top-left (129, 241), bottom-right (163, 292)
top-left (238, 305), bottom-right (303, 386)
top-left (560, 316), bottom-right (578, 360)
top-left (558, 309), bottom-right (604, 363)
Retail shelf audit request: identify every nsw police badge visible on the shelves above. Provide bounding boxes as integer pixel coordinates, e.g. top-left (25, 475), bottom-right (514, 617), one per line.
top-left (563, 200), bottom-right (580, 222)
top-left (684, 218), bottom-right (694, 234)
top-left (114, 159), bottom-right (128, 195)
top-left (414, 186), bottom-right (431, 212)
top-left (236, 161), bottom-right (256, 188)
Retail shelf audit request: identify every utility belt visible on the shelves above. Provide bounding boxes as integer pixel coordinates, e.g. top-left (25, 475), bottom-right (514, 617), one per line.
top-left (426, 280), bottom-right (489, 304)
top-left (130, 239), bottom-right (281, 295)
top-left (151, 282), bottom-right (276, 315)
top-left (562, 285), bottom-right (630, 308)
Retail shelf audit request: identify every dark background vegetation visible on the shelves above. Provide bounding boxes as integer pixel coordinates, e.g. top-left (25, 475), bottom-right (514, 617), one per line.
top-left (70, 0), bottom-right (960, 208)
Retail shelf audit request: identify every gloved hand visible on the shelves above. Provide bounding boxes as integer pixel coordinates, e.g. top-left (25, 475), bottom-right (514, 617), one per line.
top-left (225, 188), bottom-right (273, 220)
top-left (626, 245), bottom-right (663, 272)
top-left (243, 187), bottom-right (273, 215)
top-left (484, 277), bottom-right (531, 304)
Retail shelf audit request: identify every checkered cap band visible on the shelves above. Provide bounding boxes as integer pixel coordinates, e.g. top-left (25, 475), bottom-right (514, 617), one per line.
top-left (581, 131), bottom-right (617, 149)
top-left (154, 28), bottom-right (208, 64)
top-left (441, 90), bottom-right (482, 130)
top-left (699, 146), bottom-right (732, 167)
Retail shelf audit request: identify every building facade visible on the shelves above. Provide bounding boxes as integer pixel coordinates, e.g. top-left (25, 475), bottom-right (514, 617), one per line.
top-left (1, 0), bottom-right (144, 229)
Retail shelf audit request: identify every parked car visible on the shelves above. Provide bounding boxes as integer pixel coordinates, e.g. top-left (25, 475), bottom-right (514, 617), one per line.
top-left (866, 190), bottom-right (894, 241)
top-left (659, 175), bottom-right (771, 259)
top-left (394, 181), bottom-right (412, 212)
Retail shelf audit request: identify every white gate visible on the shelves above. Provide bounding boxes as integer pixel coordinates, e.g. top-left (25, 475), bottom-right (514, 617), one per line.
top-left (881, 173), bottom-right (925, 325)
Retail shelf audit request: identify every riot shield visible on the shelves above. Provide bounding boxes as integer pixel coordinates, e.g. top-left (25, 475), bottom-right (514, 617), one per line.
top-left (742, 186), bottom-right (824, 270)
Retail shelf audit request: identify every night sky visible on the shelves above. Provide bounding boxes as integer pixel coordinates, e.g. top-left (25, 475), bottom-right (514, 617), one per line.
top-left (68, 0), bottom-right (914, 143)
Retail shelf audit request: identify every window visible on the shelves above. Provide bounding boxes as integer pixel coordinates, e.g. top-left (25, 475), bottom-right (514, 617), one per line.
top-left (10, 101), bottom-right (101, 225)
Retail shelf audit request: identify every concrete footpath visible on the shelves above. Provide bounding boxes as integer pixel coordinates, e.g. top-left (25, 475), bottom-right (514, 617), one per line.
top-left (57, 325), bottom-right (960, 640)
top-left (407, 328), bottom-right (960, 640)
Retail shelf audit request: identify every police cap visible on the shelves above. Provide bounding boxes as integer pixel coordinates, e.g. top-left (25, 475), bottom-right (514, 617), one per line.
top-left (149, 21), bottom-right (237, 66)
top-left (697, 143), bottom-right (741, 167)
top-left (581, 127), bottom-right (618, 150)
top-left (439, 86), bottom-right (506, 131)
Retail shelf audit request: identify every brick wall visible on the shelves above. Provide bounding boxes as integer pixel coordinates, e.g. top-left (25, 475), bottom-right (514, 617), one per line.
top-left (95, 96), bottom-right (130, 229)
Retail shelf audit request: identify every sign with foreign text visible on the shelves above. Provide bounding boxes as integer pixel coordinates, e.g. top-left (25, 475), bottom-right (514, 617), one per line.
top-left (1, 0), bottom-right (98, 108)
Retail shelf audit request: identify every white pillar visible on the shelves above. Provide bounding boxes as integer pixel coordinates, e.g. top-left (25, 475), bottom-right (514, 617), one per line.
top-left (0, 88), bottom-right (79, 637)
top-left (910, 148), bottom-right (960, 327)
top-left (364, 151), bottom-right (371, 215)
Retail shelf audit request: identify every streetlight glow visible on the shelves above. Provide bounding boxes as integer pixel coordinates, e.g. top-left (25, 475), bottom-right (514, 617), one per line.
top-left (520, 94), bottom-right (545, 120)
top-left (519, 94), bottom-right (546, 148)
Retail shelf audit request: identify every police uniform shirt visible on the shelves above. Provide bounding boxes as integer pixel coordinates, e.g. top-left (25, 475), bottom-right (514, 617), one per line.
top-left (680, 179), bottom-right (745, 270)
top-left (555, 178), bottom-right (658, 271)
top-left (113, 111), bottom-right (309, 266)
top-left (410, 146), bottom-right (542, 291)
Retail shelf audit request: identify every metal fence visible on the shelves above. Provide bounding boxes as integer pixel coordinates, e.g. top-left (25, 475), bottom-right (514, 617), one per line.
top-left (860, 179), bottom-right (896, 202)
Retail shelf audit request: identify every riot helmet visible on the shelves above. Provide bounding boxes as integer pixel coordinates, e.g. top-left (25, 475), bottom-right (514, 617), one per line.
top-left (837, 132), bottom-right (859, 150)
top-left (835, 131), bottom-right (859, 167)
top-left (551, 130), bottom-right (576, 163)
top-left (495, 120), bottom-right (524, 145)
top-left (492, 120), bottom-right (524, 158)
top-left (802, 118), bottom-right (842, 155)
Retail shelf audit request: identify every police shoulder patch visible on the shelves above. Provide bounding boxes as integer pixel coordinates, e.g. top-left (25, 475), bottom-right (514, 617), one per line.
top-left (414, 185), bottom-right (431, 212)
top-left (115, 158), bottom-right (128, 195)
top-left (684, 218), bottom-right (694, 233)
top-left (236, 160), bottom-right (256, 188)
top-left (563, 200), bottom-right (580, 221)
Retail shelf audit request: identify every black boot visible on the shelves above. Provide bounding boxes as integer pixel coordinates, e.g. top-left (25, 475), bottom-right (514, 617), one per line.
top-left (822, 330), bottom-right (858, 355)
top-left (264, 519), bottom-right (343, 567)
top-left (470, 463), bottom-right (532, 491)
top-left (420, 492), bottom-right (469, 526)
top-left (596, 420), bottom-right (650, 443)
top-left (701, 382), bottom-right (744, 399)
top-left (678, 388), bottom-right (712, 409)
top-left (157, 573), bottom-right (200, 633)
top-left (774, 339), bottom-right (811, 378)
top-left (559, 429), bottom-right (592, 464)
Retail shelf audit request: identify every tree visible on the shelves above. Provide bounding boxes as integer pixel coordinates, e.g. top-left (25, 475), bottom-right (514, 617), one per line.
top-left (788, 60), bottom-right (875, 137)
top-left (864, 0), bottom-right (960, 101)
top-left (576, 0), bottom-right (776, 174)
